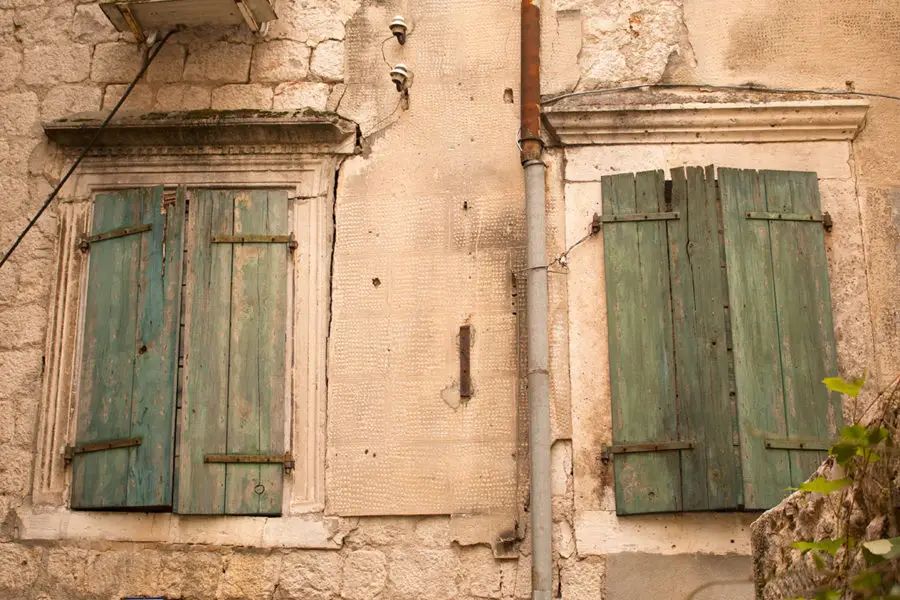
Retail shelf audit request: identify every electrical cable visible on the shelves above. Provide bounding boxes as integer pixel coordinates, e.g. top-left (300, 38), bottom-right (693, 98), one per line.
top-left (381, 35), bottom-right (395, 68)
top-left (0, 28), bottom-right (180, 271)
top-left (541, 83), bottom-right (900, 106)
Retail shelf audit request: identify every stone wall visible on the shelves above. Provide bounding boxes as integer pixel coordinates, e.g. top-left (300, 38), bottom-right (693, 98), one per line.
top-left (0, 0), bottom-right (899, 598)
top-left (751, 393), bottom-right (900, 600)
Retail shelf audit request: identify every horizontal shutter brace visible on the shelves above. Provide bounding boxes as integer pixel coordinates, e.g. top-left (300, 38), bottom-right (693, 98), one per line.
top-left (64, 436), bottom-right (142, 462)
top-left (78, 224), bottom-right (152, 252)
top-left (745, 212), bottom-right (822, 222)
top-left (601, 211), bottom-right (680, 223)
top-left (204, 453), bottom-right (295, 473)
top-left (602, 441), bottom-right (694, 461)
top-left (764, 438), bottom-right (831, 451)
top-left (211, 233), bottom-right (298, 251)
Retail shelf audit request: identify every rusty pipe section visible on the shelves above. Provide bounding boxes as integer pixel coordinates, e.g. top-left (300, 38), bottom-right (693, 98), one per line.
top-left (521, 3), bottom-right (552, 600)
top-left (520, 0), bottom-right (543, 163)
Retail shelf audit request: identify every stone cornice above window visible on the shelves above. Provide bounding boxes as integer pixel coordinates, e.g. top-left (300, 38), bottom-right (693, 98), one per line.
top-left (542, 99), bottom-right (869, 145)
top-left (43, 109), bottom-right (359, 155)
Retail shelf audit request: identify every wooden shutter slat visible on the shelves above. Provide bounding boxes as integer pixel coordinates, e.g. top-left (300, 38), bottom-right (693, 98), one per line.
top-left (128, 187), bottom-right (185, 507)
top-left (73, 187), bottom-right (179, 510)
top-left (178, 189), bottom-right (234, 515)
top-left (762, 171), bottom-right (841, 487)
top-left (668, 166), bottom-right (738, 511)
top-left (721, 168), bottom-right (792, 509)
top-left (225, 190), bottom-right (288, 515)
top-left (178, 189), bottom-right (288, 516)
top-left (603, 170), bottom-right (680, 515)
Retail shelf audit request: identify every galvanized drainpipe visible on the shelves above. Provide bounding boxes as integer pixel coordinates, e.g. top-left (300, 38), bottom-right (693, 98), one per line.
top-left (521, 2), bottom-right (552, 600)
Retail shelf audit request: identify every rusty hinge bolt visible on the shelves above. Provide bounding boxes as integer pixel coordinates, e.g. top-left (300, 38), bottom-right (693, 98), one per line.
top-left (591, 213), bottom-right (602, 235)
top-left (78, 237), bottom-right (90, 253)
top-left (823, 211), bottom-right (834, 233)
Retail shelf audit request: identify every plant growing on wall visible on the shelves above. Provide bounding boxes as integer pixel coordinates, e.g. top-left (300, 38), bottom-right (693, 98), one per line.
top-left (788, 374), bottom-right (900, 600)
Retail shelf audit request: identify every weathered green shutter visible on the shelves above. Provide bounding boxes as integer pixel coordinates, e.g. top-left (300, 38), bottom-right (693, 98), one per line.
top-left (177, 189), bottom-right (289, 515)
top-left (720, 168), bottom-right (842, 510)
top-left (603, 168), bottom-right (740, 515)
top-left (73, 187), bottom-right (184, 509)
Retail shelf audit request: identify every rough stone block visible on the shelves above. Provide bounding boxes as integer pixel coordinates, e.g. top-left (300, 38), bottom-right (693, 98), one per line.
top-left (0, 47), bottom-right (21, 91)
top-left (0, 303), bottom-right (46, 350)
top-left (154, 84), bottom-right (211, 111)
top-left (184, 42), bottom-right (251, 83)
top-left (0, 543), bottom-right (41, 592)
top-left (602, 553), bottom-right (753, 600)
top-left (220, 552), bottom-right (282, 600)
top-left (22, 43), bottom-right (91, 85)
top-left (211, 84), bottom-right (273, 110)
top-left (0, 349), bottom-right (42, 403)
top-left (0, 445), bottom-right (31, 494)
top-left (460, 546), bottom-right (502, 599)
top-left (311, 40), bottom-right (345, 82)
top-left (102, 83), bottom-right (155, 112)
top-left (251, 40), bottom-right (310, 82)
top-left (273, 82), bottom-right (330, 110)
top-left (146, 43), bottom-right (186, 83)
top-left (91, 42), bottom-right (142, 84)
top-left (278, 550), bottom-right (343, 598)
top-left (388, 548), bottom-right (460, 600)
top-left (73, 3), bottom-right (121, 45)
top-left (40, 85), bottom-right (102, 121)
top-left (341, 549), bottom-right (387, 600)
top-left (267, 0), bottom-right (356, 44)
top-left (0, 91), bottom-right (39, 136)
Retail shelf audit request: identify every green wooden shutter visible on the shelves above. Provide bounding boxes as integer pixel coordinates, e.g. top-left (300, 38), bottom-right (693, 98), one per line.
top-left (177, 189), bottom-right (289, 516)
top-left (72, 186), bottom-right (184, 509)
top-left (603, 168), bottom-right (740, 515)
top-left (720, 168), bottom-right (842, 510)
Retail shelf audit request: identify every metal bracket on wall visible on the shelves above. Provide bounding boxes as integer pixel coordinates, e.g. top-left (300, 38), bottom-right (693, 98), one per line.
top-left (204, 453), bottom-right (296, 473)
top-left (211, 233), bottom-right (298, 251)
top-left (78, 224), bottom-right (152, 252)
top-left (601, 440), bottom-right (694, 462)
top-left (64, 436), bottom-right (143, 463)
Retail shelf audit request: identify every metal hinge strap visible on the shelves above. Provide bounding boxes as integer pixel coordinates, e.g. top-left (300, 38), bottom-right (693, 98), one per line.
top-left (204, 453), bottom-right (295, 473)
top-left (602, 441), bottom-right (694, 462)
top-left (601, 212), bottom-right (680, 223)
top-left (79, 224), bottom-right (152, 252)
top-left (764, 438), bottom-right (831, 451)
top-left (745, 212), bottom-right (823, 223)
top-left (64, 436), bottom-right (143, 462)
top-left (211, 234), bottom-right (298, 251)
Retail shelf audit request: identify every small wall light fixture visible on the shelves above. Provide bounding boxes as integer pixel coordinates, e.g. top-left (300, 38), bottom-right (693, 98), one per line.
top-left (390, 15), bottom-right (408, 44)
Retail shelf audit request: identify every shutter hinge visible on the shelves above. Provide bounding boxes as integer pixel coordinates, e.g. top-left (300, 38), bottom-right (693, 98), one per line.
top-left (764, 438), bottom-right (831, 451)
top-left (64, 436), bottom-right (143, 463)
top-left (601, 212), bottom-right (680, 223)
top-left (601, 441), bottom-right (694, 463)
top-left (204, 453), bottom-right (296, 473)
top-left (822, 211), bottom-right (834, 233)
top-left (211, 233), bottom-right (298, 252)
top-left (79, 224), bottom-right (152, 252)
top-left (745, 212), bottom-right (823, 223)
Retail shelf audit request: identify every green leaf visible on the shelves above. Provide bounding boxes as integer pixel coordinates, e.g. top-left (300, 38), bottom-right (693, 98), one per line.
top-left (852, 570), bottom-right (882, 591)
top-left (863, 537), bottom-right (900, 560)
top-left (795, 477), bottom-right (852, 495)
top-left (841, 424), bottom-right (870, 444)
top-left (823, 373), bottom-right (865, 397)
top-left (792, 538), bottom-right (848, 556)
top-left (829, 442), bottom-right (859, 466)
top-left (866, 426), bottom-right (891, 446)
top-left (814, 590), bottom-right (842, 600)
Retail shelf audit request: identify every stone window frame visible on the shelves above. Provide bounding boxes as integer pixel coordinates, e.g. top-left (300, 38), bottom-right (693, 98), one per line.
top-left (544, 97), bottom-right (874, 556)
top-left (23, 113), bottom-right (355, 547)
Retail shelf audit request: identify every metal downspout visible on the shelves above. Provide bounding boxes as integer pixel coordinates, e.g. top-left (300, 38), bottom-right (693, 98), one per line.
top-left (521, 2), bottom-right (552, 600)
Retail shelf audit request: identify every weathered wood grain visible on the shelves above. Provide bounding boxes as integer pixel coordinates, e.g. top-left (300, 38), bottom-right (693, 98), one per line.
top-left (225, 190), bottom-right (287, 515)
top-left (177, 189), bottom-right (234, 514)
top-left (603, 170), bottom-right (681, 515)
top-left (720, 168), bottom-right (792, 509)
top-left (668, 166), bottom-right (738, 511)
top-left (762, 171), bottom-right (841, 487)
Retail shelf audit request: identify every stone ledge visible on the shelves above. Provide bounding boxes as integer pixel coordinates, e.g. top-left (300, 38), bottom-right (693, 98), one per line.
top-left (43, 109), bottom-right (358, 154)
top-left (16, 506), bottom-right (348, 549)
top-left (543, 99), bottom-right (869, 145)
